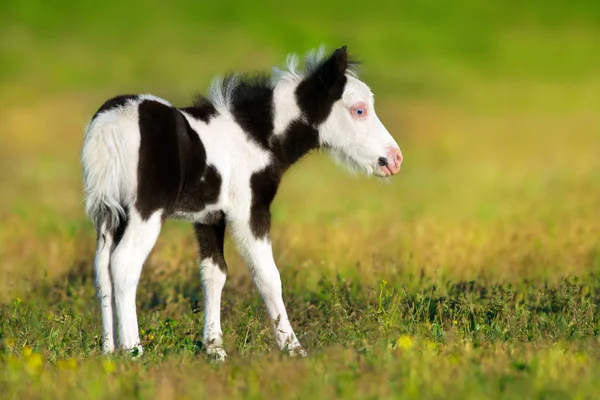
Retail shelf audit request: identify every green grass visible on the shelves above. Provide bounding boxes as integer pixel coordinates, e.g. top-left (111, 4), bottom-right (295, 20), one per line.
top-left (2, 276), bottom-right (600, 398)
top-left (1, 0), bottom-right (600, 399)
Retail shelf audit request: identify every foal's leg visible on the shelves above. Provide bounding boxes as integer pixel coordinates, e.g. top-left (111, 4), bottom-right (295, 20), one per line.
top-left (110, 209), bottom-right (162, 353)
top-left (94, 222), bottom-right (116, 353)
top-left (229, 217), bottom-right (306, 356)
top-left (194, 219), bottom-right (227, 361)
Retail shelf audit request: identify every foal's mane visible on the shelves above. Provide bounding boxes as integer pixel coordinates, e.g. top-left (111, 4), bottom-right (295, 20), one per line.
top-left (202, 47), bottom-right (361, 109)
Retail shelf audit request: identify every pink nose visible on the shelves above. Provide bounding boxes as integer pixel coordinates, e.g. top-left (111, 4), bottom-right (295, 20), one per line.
top-left (391, 149), bottom-right (403, 171)
top-left (377, 148), bottom-right (403, 176)
top-left (386, 148), bottom-right (403, 174)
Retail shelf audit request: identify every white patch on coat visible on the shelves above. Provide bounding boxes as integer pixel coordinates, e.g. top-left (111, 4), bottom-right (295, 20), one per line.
top-left (272, 78), bottom-right (302, 136)
top-left (183, 109), bottom-right (272, 221)
top-left (171, 205), bottom-right (223, 224)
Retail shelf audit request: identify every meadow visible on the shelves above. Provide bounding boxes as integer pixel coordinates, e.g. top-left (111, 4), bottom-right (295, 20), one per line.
top-left (1, 1), bottom-right (600, 398)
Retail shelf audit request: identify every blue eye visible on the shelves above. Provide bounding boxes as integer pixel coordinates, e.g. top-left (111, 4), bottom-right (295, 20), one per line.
top-left (351, 104), bottom-right (368, 118)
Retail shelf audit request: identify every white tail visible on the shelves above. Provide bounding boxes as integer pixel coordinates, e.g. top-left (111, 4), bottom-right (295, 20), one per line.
top-left (81, 107), bottom-right (140, 231)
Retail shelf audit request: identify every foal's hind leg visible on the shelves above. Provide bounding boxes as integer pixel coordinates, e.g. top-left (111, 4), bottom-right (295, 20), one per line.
top-left (110, 209), bottom-right (162, 354)
top-left (94, 222), bottom-right (116, 353)
top-left (194, 219), bottom-right (227, 361)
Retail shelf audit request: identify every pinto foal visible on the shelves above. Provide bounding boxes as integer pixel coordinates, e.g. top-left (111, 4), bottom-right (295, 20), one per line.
top-left (82, 46), bottom-right (402, 360)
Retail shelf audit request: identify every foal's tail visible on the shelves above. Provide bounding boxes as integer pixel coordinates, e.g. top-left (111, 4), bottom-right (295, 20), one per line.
top-left (82, 108), bottom-right (138, 233)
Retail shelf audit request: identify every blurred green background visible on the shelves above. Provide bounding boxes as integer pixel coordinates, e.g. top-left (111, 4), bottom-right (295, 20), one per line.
top-left (2, 0), bottom-right (599, 101)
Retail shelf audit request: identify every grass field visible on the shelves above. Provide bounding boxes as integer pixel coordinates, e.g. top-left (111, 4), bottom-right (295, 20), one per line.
top-left (1, 1), bottom-right (600, 398)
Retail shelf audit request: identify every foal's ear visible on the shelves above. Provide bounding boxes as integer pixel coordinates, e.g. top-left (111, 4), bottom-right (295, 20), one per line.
top-left (327, 46), bottom-right (348, 74)
top-left (321, 46), bottom-right (348, 78)
top-left (332, 45), bottom-right (349, 74)
top-left (316, 45), bottom-right (349, 96)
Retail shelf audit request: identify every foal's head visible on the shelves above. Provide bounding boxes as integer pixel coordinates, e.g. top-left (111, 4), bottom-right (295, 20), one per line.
top-left (295, 46), bottom-right (403, 177)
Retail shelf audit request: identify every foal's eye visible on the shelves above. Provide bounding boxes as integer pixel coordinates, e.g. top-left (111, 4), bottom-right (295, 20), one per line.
top-left (351, 104), bottom-right (368, 118)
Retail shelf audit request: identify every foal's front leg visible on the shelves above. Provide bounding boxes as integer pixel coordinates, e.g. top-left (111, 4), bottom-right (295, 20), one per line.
top-left (229, 216), bottom-right (306, 356)
top-left (194, 220), bottom-right (228, 361)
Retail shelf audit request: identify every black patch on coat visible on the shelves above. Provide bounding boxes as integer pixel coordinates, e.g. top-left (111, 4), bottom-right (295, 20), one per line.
top-left (249, 167), bottom-right (282, 239)
top-left (194, 216), bottom-right (227, 272)
top-left (96, 205), bottom-right (128, 245)
top-left (136, 100), bottom-right (222, 220)
top-left (180, 95), bottom-right (218, 123)
top-left (113, 207), bottom-right (129, 246)
top-left (96, 204), bottom-right (129, 247)
top-left (172, 103), bottom-right (222, 213)
top-left (295, 46), bottom-right (348, 126)
top-left (93, 94), bottom-right (138, 119)
top-left (136, 100), bottom-right (183, 219)
top-left (226, 74), bottom-right (274, 148)
top-left (272, 119), bottom-right (320, 167)
top-left (175, 165), bottom-right (222, 213)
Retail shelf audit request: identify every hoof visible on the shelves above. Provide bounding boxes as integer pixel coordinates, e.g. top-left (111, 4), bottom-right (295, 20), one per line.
top-left (126, 345), bottom-right (144, 359)
top-left (206, 346), bottom-right (227, 363)
top-left (285, 345), bottom-right (307, 358)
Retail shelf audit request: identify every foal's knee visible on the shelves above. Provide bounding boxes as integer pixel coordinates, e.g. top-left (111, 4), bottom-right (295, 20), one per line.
top-left (200, 258), bottom-right (227, 286)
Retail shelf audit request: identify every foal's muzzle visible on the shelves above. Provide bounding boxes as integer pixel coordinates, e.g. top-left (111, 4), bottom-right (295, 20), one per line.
top-left (377, 147), bottom-right (403, 176)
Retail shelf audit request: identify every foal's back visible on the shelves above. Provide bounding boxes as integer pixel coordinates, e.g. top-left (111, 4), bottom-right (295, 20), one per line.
top-left (84, 93), bottom-right (271, 227)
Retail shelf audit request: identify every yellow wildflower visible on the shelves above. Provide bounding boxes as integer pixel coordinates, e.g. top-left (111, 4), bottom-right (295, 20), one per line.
top-left (57, 358), bottom-right (78, 370)
top-left (25, 353), bottom-right (43, 375)
top-left (103, 359), bottom-right (116, 374)
top-left (396, 335), bottom-right (414, 350)
top-left (22, 346), bottom-right (33, 358)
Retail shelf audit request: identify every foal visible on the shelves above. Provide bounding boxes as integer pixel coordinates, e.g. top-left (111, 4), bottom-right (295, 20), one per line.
top-left (82, 46), bottom-right (402, 360)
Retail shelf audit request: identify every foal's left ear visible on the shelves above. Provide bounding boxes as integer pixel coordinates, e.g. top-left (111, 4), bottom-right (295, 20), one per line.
top-left (318, 45), bottom-right (349, 96)
top-left (332, 45), bottom-right (349, 74)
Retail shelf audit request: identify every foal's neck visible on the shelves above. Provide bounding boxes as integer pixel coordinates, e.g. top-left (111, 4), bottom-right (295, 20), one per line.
top-left (264, 79), bottom-right (320, 169)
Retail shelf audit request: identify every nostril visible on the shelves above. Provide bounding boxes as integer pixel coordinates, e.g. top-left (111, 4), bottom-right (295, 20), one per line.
top-left (395, 152), bottom-right (403, 165)
top-left (378, 157), bottom-right (388, 167)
